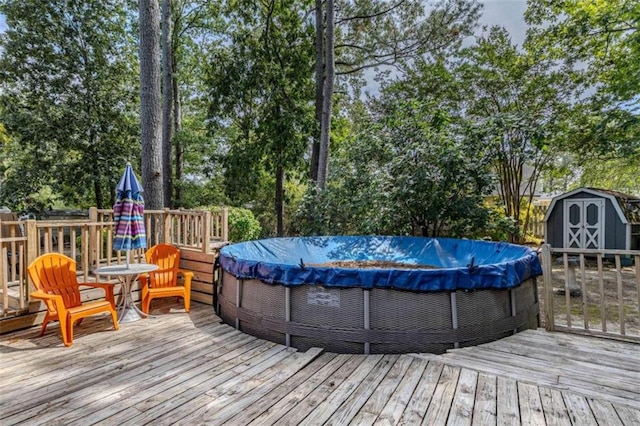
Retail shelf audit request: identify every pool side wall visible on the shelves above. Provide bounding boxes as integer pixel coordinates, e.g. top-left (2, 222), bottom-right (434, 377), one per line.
top-left (218, 271), bottom-right (539, 354)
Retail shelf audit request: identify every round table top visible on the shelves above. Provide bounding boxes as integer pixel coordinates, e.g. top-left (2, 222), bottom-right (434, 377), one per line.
top-left (94, 263), bottom-right (159, 276)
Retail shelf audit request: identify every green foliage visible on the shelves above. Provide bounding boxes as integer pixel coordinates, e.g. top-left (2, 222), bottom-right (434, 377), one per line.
top-left (296, 69), bottom-right (495, 237)
top-left (0, 0), bottom-right (139, 210)
top-left (205, 0), bottom-right (315, 235)
top-left (334, 0), bottom-right (482, 78)
top-left (455, 26), bottom-right (574, 242)
top-left (525, 0), bottom-right (640, 165)
top-left (558, 102), bottom-right (640, 163)
top-left (525, 0), bottom-right (640, 103)
top-left (481, 207), bottom-right (520, 243)
top-left (578, 158), bottom-right (640, 195)
top-left (227, 207), bottom-right (261, 242)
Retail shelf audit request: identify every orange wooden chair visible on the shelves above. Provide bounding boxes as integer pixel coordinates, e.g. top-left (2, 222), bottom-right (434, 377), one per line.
top-left (139, 243), bottom-right (193, 314)
top-left (27, 253), bottom-right (119, 347)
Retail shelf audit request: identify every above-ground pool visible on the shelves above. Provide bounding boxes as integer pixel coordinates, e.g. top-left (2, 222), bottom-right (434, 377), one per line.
top-left (218, 236), bottom-right (543, 354)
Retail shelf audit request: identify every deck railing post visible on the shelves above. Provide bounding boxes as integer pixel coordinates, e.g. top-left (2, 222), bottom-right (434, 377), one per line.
top-left (541, 244), bottom-right (555, 331)
top-left (222, 207), bottom-right (229, 242)
top-left (88, 207), bottom-right (98, 268)
top-left (1, 233), bottom-right (7, 311)
top-left (202, 210), bottom-right (211, 253)
top-left (163, 208), bottom-right (171, 244)
top-left (24, 219), bottom-right (38, 298)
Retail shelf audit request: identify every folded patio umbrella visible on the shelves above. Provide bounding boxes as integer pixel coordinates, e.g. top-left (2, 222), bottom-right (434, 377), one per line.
top-left (113, 162), bottom-right (147, 267)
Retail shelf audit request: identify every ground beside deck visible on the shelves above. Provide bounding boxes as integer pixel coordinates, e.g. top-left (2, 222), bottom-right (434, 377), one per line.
top-left (1, 302), bottom-right (639, 425)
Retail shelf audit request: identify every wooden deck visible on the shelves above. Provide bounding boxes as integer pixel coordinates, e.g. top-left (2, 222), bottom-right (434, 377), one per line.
top-left (1, 302), bottom-right (639, 425)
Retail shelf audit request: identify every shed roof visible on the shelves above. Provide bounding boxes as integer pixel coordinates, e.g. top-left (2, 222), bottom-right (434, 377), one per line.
top-left (544, 187), bottom-right (640, 225)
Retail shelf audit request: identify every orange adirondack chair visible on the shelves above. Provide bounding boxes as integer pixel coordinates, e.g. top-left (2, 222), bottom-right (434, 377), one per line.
top-left (139, 243), bottom-right (193, 314)
top-left (27, 253), bottom-right (119, 347)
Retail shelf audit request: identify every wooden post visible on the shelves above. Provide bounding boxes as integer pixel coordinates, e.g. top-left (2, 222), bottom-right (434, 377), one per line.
top-left (202, 210), bottom-right (211, 253)
top-left (598, 254), bottom-right (606, 333)
top-left (163, 208), bottom-right (171, 244)
top-left (615, 255), bottom-right (624, 335)
top-left (88, 207), bottom-right (98, 268)
top-left (82, 225), bottom-right (90, 282)
top-left (24, 220), bottom-right (38, 297)
top-left (1, 239), bottom-right (7, 311)
top-left (541, 244), bottom-right (555, 331)
top-left (222, 207), bottom-right (229, 242)
top-left (580, 253), bottom-right (588, 330)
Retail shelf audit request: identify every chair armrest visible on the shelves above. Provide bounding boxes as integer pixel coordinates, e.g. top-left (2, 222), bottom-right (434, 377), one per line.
top-left (31, 290), bottom-right (66, 315)
top-left (137, 273), bottom-right (149, 287)
top-left (178, 270), bottom-right (194, 280)
top-left (178, 270), bottom-right (194, 289)
top-left (79, 282), bottom-right (115, 291)
top-left (78, 282), bottom-right (117, 305)
top-left (31, 290), bottom-right (64, 303)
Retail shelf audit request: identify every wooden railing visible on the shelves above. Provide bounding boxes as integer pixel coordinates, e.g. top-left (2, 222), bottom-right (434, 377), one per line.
top-left (541, 244), bottom-right (640, 342)
top-left (0, 207), bottom-right (228, 319)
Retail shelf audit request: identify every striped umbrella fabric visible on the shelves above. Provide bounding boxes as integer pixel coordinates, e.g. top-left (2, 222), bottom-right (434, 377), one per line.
top-left (113, 163), bottom-right (147, 254)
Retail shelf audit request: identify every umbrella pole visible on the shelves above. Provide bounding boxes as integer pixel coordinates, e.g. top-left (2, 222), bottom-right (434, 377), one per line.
top-left (126, 252), bottom-right (130, 268)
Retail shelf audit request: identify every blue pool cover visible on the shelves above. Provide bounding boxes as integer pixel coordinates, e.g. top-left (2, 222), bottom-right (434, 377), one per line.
top-left (219, 236), bottom-right (543, 291)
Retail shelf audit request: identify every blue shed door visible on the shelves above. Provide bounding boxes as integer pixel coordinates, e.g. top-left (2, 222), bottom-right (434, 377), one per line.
top-left (564, 199), bottom-right (605, 249)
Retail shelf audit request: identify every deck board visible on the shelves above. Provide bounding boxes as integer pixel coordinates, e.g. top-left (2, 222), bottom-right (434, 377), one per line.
top-left (375, 357), bottom-right (429, 426)
top-left (1, 303), bottom-right (639, 425)
top-left (323, 354), bottom-right (398, 425)
top-left (471, 372), bottom-right (497, 426)
top-left (538, 387), bottom-right (572, 426)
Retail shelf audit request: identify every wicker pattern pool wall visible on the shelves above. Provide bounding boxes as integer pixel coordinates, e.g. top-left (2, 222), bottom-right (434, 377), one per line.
top-left (218, 272), bottom-right (539, 354)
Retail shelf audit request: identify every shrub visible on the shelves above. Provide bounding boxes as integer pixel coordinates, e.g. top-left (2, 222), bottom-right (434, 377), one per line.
top-left (227, 207), bottom-right (261, 242)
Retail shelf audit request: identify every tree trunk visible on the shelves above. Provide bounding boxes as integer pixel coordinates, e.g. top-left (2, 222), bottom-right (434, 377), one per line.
top-left (161, 0), bottom-right (173, 207)
top-left (173, 71), bottom-right (183, 207)
top-left (310, 0), bottom-right (324, 182)
top-left (275, 163), bottom-right (284, 236)
top-left (139, 0), bottom-right (164, 210)
top-left (317, 0), bottom-right (334, 189)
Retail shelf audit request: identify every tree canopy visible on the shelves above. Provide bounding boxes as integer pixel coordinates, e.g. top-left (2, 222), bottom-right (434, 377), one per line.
top-left (0, 0), bottom-right (138, 211)
top-left (0, 0), bottom-right (637, 240)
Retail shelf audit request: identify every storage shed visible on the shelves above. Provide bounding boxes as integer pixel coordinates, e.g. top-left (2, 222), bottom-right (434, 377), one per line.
top-left (544, 187), bottom-right (640, 250)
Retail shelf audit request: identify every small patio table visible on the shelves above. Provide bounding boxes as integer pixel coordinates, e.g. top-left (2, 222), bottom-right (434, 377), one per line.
top-left (93, 263), bottom-right (159, 323)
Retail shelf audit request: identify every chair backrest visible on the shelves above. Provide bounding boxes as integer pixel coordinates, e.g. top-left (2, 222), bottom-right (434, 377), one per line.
top-left (27, 253), bottom-right (82, 309)
top-left (145, 243), bottom-right (180, 288)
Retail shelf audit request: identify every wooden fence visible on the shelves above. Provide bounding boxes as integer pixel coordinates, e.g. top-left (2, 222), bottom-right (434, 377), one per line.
top-left (541, 244), bottom-right (640, 342)
top-left (525, 204), bottom-right (547, 240)
top-left (0, 208), bottom-right (228, 332)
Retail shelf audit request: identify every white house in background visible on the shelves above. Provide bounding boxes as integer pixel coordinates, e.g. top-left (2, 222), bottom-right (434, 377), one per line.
top-left (491, 164), bottom-right (543, 199)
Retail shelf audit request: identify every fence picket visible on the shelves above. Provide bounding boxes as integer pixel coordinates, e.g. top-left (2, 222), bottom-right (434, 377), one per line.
top-left (544, 244), bottom-right (640, 342)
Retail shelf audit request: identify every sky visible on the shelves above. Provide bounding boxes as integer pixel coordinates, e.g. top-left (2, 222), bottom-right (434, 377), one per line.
top-left (0, 1), bottom-right (529, 46)
top-left (0, 1), bottom-right (529, 42)
top-left (362, 0), bottom-right (529, 95)
top-left (478, 0), bottom-right (528, 46)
